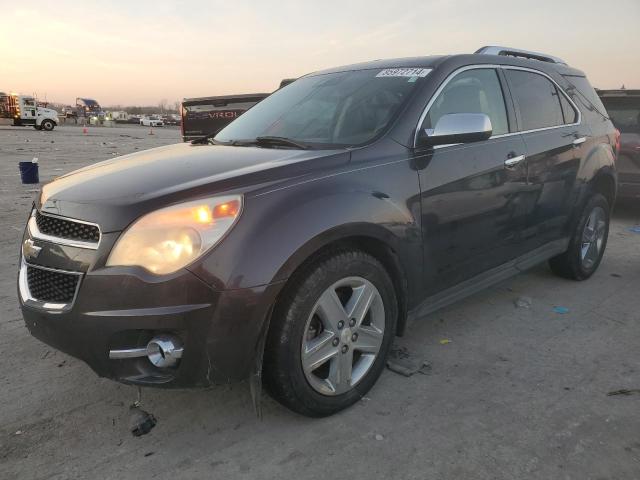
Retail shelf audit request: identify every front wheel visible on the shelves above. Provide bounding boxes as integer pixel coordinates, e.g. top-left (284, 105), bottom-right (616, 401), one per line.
top-left (549, 193), bottom-right (610, 280)
top-left (41, 119), bottom-right (55, 131)
top-left (264, 250), bottom-right (397, 417)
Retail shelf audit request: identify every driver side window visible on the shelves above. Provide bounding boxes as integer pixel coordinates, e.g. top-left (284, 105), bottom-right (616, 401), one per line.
top-left (422, 69), bottom-right (509, 136)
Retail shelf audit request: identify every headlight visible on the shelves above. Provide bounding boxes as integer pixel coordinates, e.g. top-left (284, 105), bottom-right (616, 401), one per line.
top-left (106, 195), bottom-right (242, 274)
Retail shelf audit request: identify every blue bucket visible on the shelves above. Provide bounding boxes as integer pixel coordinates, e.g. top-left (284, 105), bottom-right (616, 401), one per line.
top-left (19, 161), bottom-right (39, 184)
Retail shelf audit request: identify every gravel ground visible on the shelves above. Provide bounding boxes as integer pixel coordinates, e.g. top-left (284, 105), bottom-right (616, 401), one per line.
top-left (1, 124), bottom-right (639, 480)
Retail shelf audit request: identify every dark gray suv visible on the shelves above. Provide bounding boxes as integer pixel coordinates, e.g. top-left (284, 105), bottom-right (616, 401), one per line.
top-left (19, 46), bottom-right (617, 416)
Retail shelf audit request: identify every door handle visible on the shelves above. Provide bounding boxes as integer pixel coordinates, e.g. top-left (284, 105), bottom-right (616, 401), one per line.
top-left (572, 137), bottom-right (586, 147)
top-left (505, 154), bottom-right (525, 168)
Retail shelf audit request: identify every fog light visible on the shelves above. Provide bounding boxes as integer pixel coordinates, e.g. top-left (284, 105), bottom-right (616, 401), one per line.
top-left (146, 335), bottom-right (184, 368)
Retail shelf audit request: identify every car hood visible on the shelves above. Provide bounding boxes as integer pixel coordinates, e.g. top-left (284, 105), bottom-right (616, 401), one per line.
top-left (39, 142), bottom-right (347, 232)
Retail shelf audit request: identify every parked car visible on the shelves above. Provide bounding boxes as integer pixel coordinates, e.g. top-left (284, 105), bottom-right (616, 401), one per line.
top-left (18, 46), bottom-right (617, 417)
top-left (140, 115), bottom-right (164, 127)
top-left (598, 89), bottom-right (640, 200)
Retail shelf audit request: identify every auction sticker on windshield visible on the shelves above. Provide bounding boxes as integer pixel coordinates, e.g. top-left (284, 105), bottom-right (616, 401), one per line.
top-left (376, 68), bottom-right (432, 78)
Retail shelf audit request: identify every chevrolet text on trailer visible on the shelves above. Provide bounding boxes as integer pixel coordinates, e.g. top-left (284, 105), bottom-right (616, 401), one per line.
top-left (18, 46), bottom-right (617, 417)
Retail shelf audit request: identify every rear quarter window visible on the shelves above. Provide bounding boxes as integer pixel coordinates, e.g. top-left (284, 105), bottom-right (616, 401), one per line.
top-left (562, 75), bottom-right (608, 118)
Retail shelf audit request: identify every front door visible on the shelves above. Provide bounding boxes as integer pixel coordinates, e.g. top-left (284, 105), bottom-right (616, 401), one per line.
top-left (415, 67), bottom-right (531, 296)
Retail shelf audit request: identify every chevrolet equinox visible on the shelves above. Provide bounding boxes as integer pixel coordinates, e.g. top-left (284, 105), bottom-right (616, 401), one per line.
top-left (19, 46), bottom-right (618, 416)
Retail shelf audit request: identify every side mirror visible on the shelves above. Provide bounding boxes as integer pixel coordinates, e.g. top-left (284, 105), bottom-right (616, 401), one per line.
top-left (418, 113), bottom-right (493, 147)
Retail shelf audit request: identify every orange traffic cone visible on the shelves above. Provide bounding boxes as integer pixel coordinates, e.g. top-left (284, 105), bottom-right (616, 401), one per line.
top-left (82, 127), bottom-right (88, 134)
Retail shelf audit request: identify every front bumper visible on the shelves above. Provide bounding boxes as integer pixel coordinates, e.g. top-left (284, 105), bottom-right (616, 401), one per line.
top-left (19, 238), bottom-right (282, 388)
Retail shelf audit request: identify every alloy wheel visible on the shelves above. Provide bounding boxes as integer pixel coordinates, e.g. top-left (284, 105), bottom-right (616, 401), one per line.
top-left (581, 206), bottom-right (606, 270)
top-left (301, 276), bottom-right (385, 396)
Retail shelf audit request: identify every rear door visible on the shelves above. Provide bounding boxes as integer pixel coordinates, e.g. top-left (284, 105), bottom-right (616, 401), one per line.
top-left (504, 67), bottom-right (588, 250)
top-left (416, 67), bottom-right (530, 295)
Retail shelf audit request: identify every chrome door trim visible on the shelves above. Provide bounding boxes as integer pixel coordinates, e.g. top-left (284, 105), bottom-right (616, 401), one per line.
top-left (413, 64), bottom-right (583, 149)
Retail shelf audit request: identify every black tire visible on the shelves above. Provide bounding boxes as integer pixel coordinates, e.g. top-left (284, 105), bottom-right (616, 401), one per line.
top-left (264, 249), bottom-right (397, 417)
top-left (33, 125), bottom-right (42, 130)
top-left (549, 193), bottom-right (610, 280)
top-left (41, 120), bottom-right (55, 131)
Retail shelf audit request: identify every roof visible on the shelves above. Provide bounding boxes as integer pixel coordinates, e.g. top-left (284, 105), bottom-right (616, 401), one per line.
top-left (307, 53), bottom-right (583, 78)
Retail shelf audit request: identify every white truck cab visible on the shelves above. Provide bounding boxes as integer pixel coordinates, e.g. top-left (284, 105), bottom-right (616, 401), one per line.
top-left (1, 94), bottom-right (59, 131)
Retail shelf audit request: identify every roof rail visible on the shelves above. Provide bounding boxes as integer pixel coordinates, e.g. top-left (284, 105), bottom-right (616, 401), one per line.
top-left (475, 46), bottom-right (567, 65)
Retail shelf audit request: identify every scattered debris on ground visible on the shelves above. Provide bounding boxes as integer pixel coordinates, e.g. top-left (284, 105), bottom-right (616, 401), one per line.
top-left (628, 226), bottom-right (640, 233)
top-left (553, 306), bottom-right (570, 314)
top-left (129, 388), bottom-right (157, 437)
top-left (386, 344), bottom-right (431, 377)
top-left (439, 339), bottom-right (451, 345)
top-left (607, 389), bottom-right (640, 396)
top-left (514, 296), bottom-right (533, 308)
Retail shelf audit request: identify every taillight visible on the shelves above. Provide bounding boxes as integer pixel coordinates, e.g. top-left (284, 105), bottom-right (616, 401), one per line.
top-left (614, 128), bottom-right (621, 157)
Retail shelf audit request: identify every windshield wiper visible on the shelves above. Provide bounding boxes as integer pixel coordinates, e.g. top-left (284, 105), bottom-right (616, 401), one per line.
top-left (254, 136), bottom-right (311, 150)
top-left (190, 128), bottom-right (222, 145)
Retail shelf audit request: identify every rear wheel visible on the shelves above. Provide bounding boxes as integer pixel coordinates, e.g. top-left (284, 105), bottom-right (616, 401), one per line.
top-left (264, 250), bottom-right (397, 417)
top-left (549, 193), bottom-right (610, 280)
top-left (41, 119), bottom-right (55, 131)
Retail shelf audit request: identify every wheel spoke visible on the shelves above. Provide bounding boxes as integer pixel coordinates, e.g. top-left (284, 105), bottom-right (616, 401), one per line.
top-left (302, 331), bottom-right (338, 373)
top-left (354, 324), bottom-right (383, 354)
top-left (316, 288), bottom-right (348, 331)
top-left (327, 347), bottom-right (354, 395)
top-left (581, 242), bottom-right (591, 261)
top-left (345, 283), bottom-right (375, 326)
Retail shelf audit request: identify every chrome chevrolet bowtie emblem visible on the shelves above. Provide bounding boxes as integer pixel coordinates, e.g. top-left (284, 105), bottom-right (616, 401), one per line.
top-left (22, 238), bottom-right (42, 260)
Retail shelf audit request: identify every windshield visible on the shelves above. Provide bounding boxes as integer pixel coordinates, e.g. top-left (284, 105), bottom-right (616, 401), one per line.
top-left (214, 68), bottom-right (431, 148)
top-left (601, 97), bottom-right (640, 133)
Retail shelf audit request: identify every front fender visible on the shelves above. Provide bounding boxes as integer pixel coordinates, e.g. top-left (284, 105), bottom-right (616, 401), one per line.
top-left (189, 160), bottom-right (422, 294)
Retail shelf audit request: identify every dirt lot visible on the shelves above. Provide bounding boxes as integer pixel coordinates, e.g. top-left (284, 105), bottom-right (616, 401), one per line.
top-left (1, 124), bottom-right (639, 480)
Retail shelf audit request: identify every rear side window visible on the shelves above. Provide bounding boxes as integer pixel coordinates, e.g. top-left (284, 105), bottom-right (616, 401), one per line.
top-left (563, 75), bottom-right (608, 116)
top-left (422, 68), bottom-right (509, 136)
top-left (505, 70), bottom-right (564, 131)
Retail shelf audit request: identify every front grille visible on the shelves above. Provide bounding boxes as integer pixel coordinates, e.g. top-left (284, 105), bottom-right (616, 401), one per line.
top-left (26, 265), bottom-right (79, 303)
top-left (35, 211), bottom-right (100, 243)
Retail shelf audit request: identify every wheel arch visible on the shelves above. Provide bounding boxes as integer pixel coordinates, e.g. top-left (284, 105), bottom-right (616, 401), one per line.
top-left (591, 169), bottom-right (617, 209)
top-left (272, 225), bottom-right (410, 337)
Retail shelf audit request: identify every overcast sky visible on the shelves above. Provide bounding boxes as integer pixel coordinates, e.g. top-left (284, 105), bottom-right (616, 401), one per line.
top-left (1, 0), bottom-right (638, 106)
